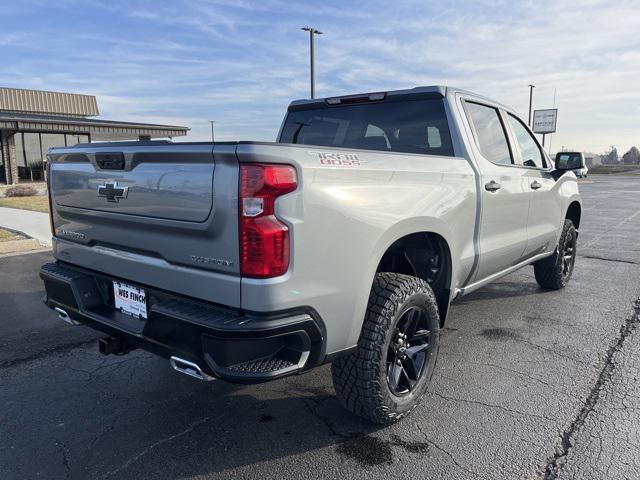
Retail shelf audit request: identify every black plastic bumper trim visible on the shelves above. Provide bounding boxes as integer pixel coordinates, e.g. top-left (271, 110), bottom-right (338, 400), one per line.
top-left (40, 261), bottom-right (325, 383)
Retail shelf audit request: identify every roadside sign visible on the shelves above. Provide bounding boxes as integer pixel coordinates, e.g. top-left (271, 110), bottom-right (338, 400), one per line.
top-left (532, 109), bottom-right (558, 134)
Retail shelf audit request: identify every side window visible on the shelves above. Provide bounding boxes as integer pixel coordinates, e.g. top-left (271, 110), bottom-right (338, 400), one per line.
top-left (507, 114), bottom-right (546, 168)
top-left (363, 124), bottom-right (390, 150)
top-left (464, 102), bottom-right (512, 165)
top-left (427, 126), bottom-right (442, 148)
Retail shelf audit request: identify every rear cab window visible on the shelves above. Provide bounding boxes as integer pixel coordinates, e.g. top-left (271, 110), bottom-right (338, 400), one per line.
top-left (279, 98), bottom-right (454, 157)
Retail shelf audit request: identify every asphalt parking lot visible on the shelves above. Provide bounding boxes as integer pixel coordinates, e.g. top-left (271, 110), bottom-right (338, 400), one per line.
top-left (1, 175), bottom-right (639, 480)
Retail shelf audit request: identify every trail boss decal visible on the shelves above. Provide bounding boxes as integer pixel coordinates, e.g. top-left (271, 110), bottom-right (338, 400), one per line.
top-left (309, 151), bottom-right (364, 167)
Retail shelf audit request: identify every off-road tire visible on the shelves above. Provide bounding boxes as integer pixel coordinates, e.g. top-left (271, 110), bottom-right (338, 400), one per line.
top-left (534, 219), bottom-right (577, 290)
top-left (331, 272), bottom-right (440, 424)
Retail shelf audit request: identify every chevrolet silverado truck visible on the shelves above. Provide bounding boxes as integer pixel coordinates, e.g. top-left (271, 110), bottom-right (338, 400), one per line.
top-left (40, 86), bottom-right (582, 424)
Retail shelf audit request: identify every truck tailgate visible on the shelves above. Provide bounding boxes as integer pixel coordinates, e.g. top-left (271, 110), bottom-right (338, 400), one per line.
top-left (52, 144), bottom-right (217, 221)
top-left (48, 143), bottom-right (241, 306)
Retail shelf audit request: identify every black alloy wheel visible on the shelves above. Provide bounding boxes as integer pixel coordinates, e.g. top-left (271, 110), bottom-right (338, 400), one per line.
top-left (387, 306), bottom-right (432, 396)
top-left (561, 229), bottom-right (577, 279)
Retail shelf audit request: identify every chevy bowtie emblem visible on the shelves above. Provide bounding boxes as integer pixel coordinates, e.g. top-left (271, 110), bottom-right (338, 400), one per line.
top-left (97, 181), bottom-right (129, 202)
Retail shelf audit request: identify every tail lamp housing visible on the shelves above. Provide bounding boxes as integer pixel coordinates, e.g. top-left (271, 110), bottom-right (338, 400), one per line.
top-left (239, 163), bottom-right (297, 278)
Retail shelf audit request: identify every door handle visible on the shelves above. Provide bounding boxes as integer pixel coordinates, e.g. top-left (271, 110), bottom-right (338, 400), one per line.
top-left (484, 180), bottom-right (501, 192)
top-left (531, 180), bottom-right (542, 190)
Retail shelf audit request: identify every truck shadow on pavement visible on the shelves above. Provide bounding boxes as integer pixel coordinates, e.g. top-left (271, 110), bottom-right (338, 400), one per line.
top-left (454, 279), bottom-right (546, 304)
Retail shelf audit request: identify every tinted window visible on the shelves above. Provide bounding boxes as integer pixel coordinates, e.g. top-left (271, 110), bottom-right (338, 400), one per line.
top-left (507, 114), bottom-right (545, 168)
top-left (280, 99), bottom-right (454, 156)
top-left (24, 133), bottom-right (45, 181)
top-left (65, 134), bottom-right (90, 146)
top-left (40, 133), bottom-right (66, 155)
top-left (14, 133), bottom-right (45, 182)
top-left (464, 102), bottom-right (512, 165)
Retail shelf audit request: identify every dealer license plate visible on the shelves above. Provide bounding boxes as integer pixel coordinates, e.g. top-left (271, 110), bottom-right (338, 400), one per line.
top-left (113, 281), bottom-right (147, 319)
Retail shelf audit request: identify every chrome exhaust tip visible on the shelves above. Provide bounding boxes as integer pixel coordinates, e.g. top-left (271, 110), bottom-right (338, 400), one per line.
top-left (54, 307), bottom-right (81, 326)
top-left (170, 356), bottom-right (215, 382)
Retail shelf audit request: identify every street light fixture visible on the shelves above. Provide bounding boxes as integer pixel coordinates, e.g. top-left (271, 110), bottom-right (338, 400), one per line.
top-left (301, 26), bottom-right (323, 99)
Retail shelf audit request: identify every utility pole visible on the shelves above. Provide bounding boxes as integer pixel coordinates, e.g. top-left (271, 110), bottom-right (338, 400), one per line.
top-left (209, 120), bottom-right (216, 143)
top-left (528, 84), bottom-right (535, 126)
top-left (301, 26), bottom-right (323, 98)
top-left (548, 88), bottom-right (557, 154)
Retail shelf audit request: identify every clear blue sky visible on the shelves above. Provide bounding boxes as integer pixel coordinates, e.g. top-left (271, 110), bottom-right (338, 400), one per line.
top-left (2, 0), bottom-right (638, 154)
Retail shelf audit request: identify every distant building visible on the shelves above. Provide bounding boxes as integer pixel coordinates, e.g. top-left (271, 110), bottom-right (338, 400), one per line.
top-left (0, 87), bottom-right (189, 185)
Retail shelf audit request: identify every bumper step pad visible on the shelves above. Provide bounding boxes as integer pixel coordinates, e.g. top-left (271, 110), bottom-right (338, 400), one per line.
top-left (227, 357), bottom-right (297, 374)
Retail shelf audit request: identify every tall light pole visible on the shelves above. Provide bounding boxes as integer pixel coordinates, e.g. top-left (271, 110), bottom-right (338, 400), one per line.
top-left (209, 120), bottom-right (216, 143)
top-left (548, 88), bottom-right (557, 154)
top-left (301, 26), bottom-right (323, 99)
top-left (528, 84), bottom-right (535, 126)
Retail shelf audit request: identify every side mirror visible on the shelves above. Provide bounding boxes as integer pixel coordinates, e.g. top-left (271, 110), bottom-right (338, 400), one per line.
top-left (553, 154), bottom-right (585, 180)
top-left (555, 155), bottom-right (584, 171)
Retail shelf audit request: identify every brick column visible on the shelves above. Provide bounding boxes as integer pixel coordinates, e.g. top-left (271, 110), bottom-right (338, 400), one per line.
top-left (1, 132), bottom-right (12, 185)
top-left (6, 133), bottom-right (18, 184)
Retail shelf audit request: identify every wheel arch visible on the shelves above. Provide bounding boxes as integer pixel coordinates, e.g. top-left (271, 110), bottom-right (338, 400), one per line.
top-left (375, 231), bottom-right (453, 326)
top-left (565, 200), bottom-right (582, 230)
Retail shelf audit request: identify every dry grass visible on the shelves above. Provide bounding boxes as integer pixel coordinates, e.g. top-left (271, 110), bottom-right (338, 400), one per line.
top-left (0, 195), bottom-right (49, 213)
top-left (0, 228), bottom-right (22, 242)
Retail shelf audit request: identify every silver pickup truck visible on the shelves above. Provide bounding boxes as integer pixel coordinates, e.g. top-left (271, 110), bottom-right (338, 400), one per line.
top-left (40, 86), bottom-right (581, 424)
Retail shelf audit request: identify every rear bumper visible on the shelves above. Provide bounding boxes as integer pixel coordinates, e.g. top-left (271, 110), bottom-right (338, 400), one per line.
top-left (40, 261), bottom-right (325, 383)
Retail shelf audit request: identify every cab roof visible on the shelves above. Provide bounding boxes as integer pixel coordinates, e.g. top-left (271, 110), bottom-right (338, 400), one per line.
top-left (288, 85), bottom-right (512, 113)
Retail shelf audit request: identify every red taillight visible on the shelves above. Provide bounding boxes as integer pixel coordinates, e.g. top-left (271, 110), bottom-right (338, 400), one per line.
top-left (239, 163), bottom-right (297, 278)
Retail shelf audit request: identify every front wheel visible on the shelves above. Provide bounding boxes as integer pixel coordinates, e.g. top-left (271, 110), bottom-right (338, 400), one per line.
top-left (331, 273), bottom-right (440, 424)
top-left (534, 219), bottom-right (577, 289)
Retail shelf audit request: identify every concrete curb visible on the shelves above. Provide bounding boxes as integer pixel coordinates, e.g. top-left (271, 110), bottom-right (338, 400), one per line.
top-left (0, 247), bottom-right (52, 259)
top-left (0, 238), bottom-right (43, 254)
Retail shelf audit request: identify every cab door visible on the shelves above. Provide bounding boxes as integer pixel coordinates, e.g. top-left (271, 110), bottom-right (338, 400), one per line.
top-left (462, 101), bottom-right (530, 282)
top-left (504, 113), bottom-right (563, 258)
